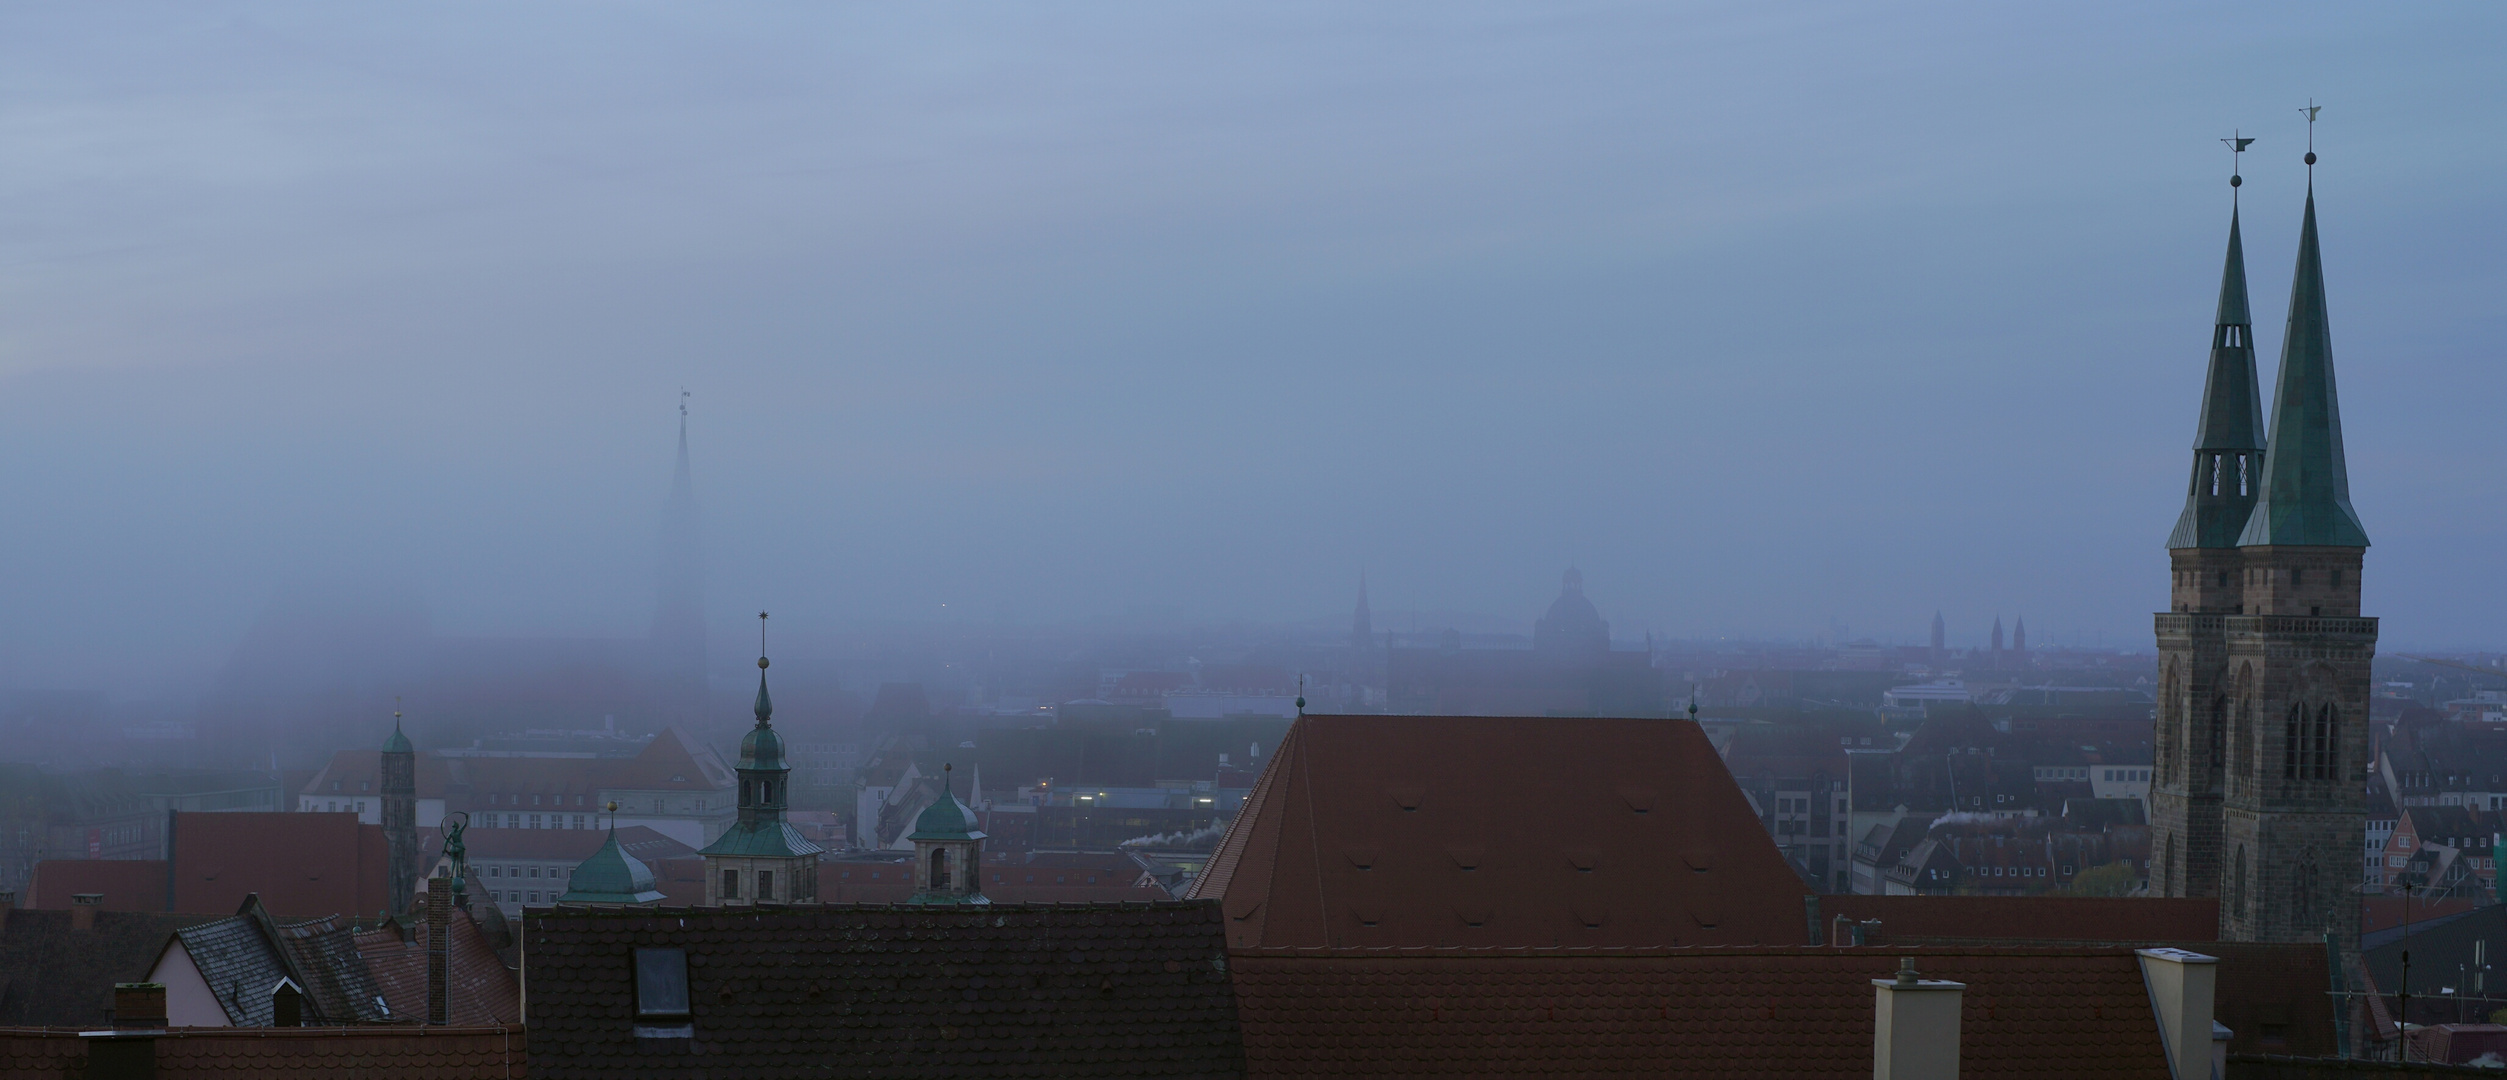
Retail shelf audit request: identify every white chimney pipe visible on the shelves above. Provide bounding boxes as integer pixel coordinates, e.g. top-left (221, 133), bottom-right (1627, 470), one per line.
top-left (2136, 948), bottom-right (2220, 1080)
top-left (1873, 956), bottom-right (1964, 1080)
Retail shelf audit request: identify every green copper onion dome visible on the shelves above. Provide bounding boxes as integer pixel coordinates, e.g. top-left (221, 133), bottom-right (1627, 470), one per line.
top-left (909, 767), bottom-right (984, 842)
top-left (738, 655), bottom-right (787, 771)
top-left (558, 829), bottom-right (665, 905)
top-left (382, 716), bottom-right (414, 755)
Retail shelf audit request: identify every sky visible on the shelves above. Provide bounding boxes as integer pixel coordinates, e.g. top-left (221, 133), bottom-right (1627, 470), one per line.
top-left (2, 2), bottom-right (2503, 693)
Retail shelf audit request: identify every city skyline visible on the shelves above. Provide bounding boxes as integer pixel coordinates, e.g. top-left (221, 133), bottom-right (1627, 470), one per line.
top-left (4, 3), bottom-right (2503, 695)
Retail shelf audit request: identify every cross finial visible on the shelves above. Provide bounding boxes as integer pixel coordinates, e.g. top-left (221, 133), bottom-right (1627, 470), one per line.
top-left (758, 611), bottom-right (769, 657)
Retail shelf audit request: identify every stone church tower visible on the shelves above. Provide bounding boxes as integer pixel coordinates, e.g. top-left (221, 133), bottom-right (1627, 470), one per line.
top-left (2153, 152), bottom-right (2372, 952)
top-left (381, 713), bottom-right (419, 917)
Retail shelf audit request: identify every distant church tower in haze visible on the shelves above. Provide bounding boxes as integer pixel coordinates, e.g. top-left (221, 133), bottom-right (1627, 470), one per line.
top-left (1929, 611), bottom-right (1946, 666)
top-left (2152, 133), bottom-right (2371, 953)
top-left (1350, 572), bottom-right (1373, 651)
top-left (650, 393), bottom-right (709, 718)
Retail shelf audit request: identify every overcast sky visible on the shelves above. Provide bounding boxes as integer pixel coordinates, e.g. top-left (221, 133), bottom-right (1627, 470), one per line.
top-left (3, 2), bottom-right (2502, 692)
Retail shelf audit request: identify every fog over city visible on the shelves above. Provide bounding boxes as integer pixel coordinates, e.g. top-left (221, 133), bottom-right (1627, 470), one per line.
top-left (8, 8), bottom-right (2507, 1067)
top-left (3, 2), bottom-right (2502, 712)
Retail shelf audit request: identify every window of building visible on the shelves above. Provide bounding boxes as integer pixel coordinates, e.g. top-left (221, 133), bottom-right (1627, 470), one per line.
top-left (721, 869), bottom-right (740, 900)
top-left (758, 869), bottom-right (774, 899)
top-left (572, 814), bottom-right (585, 829)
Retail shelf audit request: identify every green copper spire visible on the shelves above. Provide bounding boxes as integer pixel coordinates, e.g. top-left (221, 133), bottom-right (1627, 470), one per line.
top-left (2236, 182), bottom-right (2369, 549)
top-left (382, 715), bottom-right (414, 755)
top-left (2167, 206), bottom-right (2269, 549)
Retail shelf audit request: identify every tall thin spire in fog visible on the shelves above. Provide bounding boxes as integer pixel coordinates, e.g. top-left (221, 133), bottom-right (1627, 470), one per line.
top-left (651, 391), bottom-right (709, 713)
top-left (1350, 571), bottom-right (1373, 651)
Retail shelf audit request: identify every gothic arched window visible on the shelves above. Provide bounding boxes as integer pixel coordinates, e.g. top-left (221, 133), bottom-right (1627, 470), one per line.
top-left (2230, 846), bottom-right (2248, 917)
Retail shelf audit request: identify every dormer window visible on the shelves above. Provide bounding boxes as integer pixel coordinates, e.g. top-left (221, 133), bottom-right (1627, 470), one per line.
top-left (633, 948), bottom-right (692, 1039)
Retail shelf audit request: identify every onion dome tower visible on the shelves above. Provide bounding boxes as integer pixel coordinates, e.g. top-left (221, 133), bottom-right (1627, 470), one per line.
top-left (907, 764), bottom-right (988, 905)
top-left (699, 615), bottom-right (824, 905)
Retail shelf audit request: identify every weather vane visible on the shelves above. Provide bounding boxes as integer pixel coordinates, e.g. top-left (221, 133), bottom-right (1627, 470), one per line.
top-left (2220, 130), bottom-right (2254, 201)
top-left (2299, 100), bottom-right (2322, 172)
top-left (758, 611), bottom-right (769, 658)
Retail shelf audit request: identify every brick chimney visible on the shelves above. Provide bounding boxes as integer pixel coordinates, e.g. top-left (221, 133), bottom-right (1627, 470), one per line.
top-left (71, 892), bottom-right (103, 931)
top-left (89, 983), bottom-right (166, 1080)
top-left (1872, 956), bottom-right (1963, 1080)
top-left (113, 983), bottom-right (166, 1030)
top-left (2137, 948), bottom-right (2219, 1080)
top-left (427, 874), bottom-right (450, 1025)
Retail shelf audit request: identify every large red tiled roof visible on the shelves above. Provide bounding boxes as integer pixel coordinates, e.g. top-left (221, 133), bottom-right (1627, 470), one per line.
top-left (1227, 946), bottom-right (2173, 1079)
top-left (0, 1024), bottom-right (525, 1079)
top-left (168, 812), bottom-right (392, 919)
top-left (1821, 895), bottom-right (2220, 944)
top-left (1186, 715), bottom-right (1812, 948)
top-left (301, 749), bottom-right (457, 801)
top-left (28, 859), bottom-right (172, 911)
top-left (32, 814), bottom-right (393, 919)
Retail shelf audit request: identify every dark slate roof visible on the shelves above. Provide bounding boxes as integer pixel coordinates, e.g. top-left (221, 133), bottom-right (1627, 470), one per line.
top-left (172, 912), bottom-right (297, 1026)
top-left (1228, 946), bottom-right (2172, 1079)
top-left (2238, 185), bottom-right (2369, 548)
top-left (273, 914), bottom-right (389, 1024)
top-left (0, 908), bottom-right (222, 1027)
top-left (525, 902), bottom-right (1245, 1079)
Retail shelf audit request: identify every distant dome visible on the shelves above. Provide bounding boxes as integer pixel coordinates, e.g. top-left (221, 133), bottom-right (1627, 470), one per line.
top-left (1533, 568), bottom-right (1610, 659)
top-left (381, 722), bottom-right (414, 755)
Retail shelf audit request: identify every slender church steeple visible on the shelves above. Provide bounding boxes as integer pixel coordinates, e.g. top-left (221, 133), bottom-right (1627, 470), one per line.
top-left (2235, 143), bottom-right (2368, 549)
top-left (650, 391), bottom-right (709, 716)
top-left (699, 613), bottom-right (823, 905)
top-left (1349, 571), bottom-right (1373, 651)
top-left (2168, 152), bottom-right (2269, 552)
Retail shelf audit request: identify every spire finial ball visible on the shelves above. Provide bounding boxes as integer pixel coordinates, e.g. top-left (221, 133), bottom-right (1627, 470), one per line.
top-left (2305, 151), bottom-right (2316, 166)
top-left (2230, 174), bottom-right (2241, 188)
top-left (758, 656), bottom-right (769, 669)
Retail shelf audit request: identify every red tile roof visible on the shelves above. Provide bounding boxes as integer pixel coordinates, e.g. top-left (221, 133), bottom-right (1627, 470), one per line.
top-left (0, 1024), bottom-right (525, 1079)
top-left (354, 913), bottom-right (521, 1026)
top-left (1821, 896), bottom-right (2221, 944)
top-left (168, 812), bottom-right (393, 919)
top-left (28, 859), bottom-right (171, 911)
top-left (301, 749), bottom-right (457, 801)
top-left (1227, 946), bottom-right (2172, 1079)
top-left (32, 813), bottom-right (394, 919)
top-left (1187, 715), bottom-right (1812, 948)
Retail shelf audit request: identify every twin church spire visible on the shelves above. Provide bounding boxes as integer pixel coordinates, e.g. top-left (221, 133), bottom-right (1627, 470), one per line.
top-left (2168, 135), bottom-right (2365, 553)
